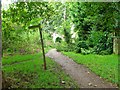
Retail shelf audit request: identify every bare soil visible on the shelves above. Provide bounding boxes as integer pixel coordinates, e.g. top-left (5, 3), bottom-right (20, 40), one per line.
top-left (46, 49), bottom-right (118, 88)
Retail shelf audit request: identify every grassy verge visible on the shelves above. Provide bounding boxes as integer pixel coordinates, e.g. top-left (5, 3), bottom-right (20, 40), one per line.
top-left (2, 54), bottom-right (37, 65)
top-left (62, 52), bottom-right (118, 85)
top-left (2, 46), bottom-right (53, 66)
top-left (2, 53), bottom-right (78, 88)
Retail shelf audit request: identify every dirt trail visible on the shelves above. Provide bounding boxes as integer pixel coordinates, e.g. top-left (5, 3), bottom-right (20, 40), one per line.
top-left (46, 49), bottom-right (118, 88)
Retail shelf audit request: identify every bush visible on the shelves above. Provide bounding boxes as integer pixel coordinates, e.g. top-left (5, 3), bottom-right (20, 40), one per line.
top-left (56, 37), bottom-right (62, 43)
top-left (56, 42), bottom-right (76, 52)
top-left (87, 31), bottom-right (113, 55)
top-left (56, 42), bottom-right (67, 52)
top-left (75, 41), bottom-right (89, 53)
top-left (56, 31), bottom-right (113, 55)
top-left (81, 48), bottom-right (91, 55)
top-left (99, 50), bottom-right (109, 55)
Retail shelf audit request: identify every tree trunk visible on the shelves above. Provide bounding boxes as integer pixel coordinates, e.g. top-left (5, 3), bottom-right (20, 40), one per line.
top-left (0, 0), bottom-right (2, 89)
top-left (113, 37), bottom-right (120, 55)
top-left (113, 2), bottom-right (120, 55)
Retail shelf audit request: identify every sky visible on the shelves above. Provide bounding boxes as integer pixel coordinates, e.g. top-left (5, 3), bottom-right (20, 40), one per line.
top-left (1, 0), bottom-right (12, 9)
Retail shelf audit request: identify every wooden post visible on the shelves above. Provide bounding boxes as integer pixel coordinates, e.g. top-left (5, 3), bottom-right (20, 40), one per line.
top-left (38, 26), bottom-right (46, 70)
top-left (28, 24), bottom-right (47, 70)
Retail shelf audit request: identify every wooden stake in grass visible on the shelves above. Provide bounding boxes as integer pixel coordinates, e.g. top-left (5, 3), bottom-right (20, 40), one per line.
top-left (38, 25), bottom-right (46, 70)
top-left (28, 24), bottom-right (46, 70)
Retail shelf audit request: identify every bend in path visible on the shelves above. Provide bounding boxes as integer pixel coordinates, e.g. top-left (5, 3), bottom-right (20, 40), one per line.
top-left (46, 49), bottom-right (118, 88)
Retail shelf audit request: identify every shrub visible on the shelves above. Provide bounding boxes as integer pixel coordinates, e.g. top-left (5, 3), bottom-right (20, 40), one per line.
top-left (56, 42), bottom-right (75, 52)
top-left (99, 50), bottom-right (109, 55)
top-left (81, 48), bottom-right (91, 55)
top-left (56, 37), bottom-right (62, 43)
top-left (75, 41), bottom-right (89, 53)
top-left (56, 42), bottom-right (68, 52)
top-left (88, 31), bottom-right (113, 55)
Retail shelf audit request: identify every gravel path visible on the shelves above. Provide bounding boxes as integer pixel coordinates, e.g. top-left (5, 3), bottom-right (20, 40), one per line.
top-left (46, 49), bottom-right (118, 88)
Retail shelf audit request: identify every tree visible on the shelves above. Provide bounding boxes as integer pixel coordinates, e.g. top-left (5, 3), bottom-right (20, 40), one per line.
top-left (2, 2), bottom-right (119, 55)
top-left (67, 2), bottom-right (119, 54)
top-left (0, 0), bottom-right (2, 89)
top-left (2, 2), bottom-right (55, 53)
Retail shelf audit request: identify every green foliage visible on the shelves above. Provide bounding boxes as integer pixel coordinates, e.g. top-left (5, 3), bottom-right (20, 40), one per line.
top-left (56, 41), bottom-right (76, 52)
top-left (2, 2), bottom-right (55, 55)
top-left (80, 48), bottom-right (91, 55)
top-left (63, 52), bottom-right (118, 84)
top-left (56, 37), bottom-right (62, 43)
top-left (2, 53), bottom-right (78, 88)
top-left (66, 2), bottom-right (119, 55)
top-left (2, 2), bottom-right (119, 55)
top-left (87, 31), bottom-right (113, 55)
top-left (54, 2), bottom-right (118, 55)
top-left (75, 41), bottom-right (88, 53)
top-left (56, 41), bottom-right (68, 52)
top-left (63, 28), bottom-right (71, 44)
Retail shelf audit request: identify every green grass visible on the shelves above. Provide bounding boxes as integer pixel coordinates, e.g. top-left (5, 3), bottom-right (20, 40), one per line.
top-left (62, 52), bottom-right (118, 85)
top-left (2, 53), bottom-right (78, 88)
top-left (2, 54), bottom-right (37, 65)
